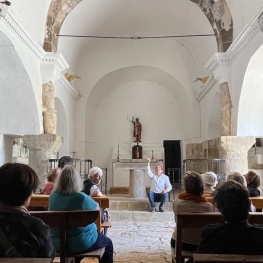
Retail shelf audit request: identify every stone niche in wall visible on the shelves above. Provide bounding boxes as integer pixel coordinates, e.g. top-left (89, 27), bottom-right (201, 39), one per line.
top-left (186, 139), bottom-right (219, 160)
top-left (185, 139), bottom-right (220, 173)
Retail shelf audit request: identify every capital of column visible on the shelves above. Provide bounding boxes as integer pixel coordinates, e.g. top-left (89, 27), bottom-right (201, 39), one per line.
top-left (216, 136), bottom-right (255, 175)
top-left (23, 134), bottom-right (63, 153)
top-left (206, 52), bottom-right (231, 84)
top-left (40, 52), bottom-right (69, 83)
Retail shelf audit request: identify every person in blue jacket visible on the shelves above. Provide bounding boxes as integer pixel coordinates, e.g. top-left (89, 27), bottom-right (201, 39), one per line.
top-left (49, 164), bottom-right (113, 263)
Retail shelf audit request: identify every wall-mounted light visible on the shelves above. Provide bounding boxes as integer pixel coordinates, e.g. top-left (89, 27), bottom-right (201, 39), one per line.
top-left (0, 1), bottom-right (11, 6)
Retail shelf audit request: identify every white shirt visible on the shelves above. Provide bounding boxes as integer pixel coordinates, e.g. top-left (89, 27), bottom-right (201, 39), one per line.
top-left (146, 164), bottom-right (172, 193)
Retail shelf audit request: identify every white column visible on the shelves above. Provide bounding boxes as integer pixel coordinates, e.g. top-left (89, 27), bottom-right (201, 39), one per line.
top-left (0, 134), bottom-right (13, 165)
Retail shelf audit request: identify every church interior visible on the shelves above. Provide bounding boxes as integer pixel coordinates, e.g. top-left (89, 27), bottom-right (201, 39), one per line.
top-left (1, 0), bottom-right (263, 262)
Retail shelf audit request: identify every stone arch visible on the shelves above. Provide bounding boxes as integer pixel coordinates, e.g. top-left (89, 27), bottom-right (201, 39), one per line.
top-left (44, 0), bottom-right (233, 52)
top-left (0, 32), bottom-right (40, 136)
top-left (190, 0), bottom-right (233, 51)
top-left (43, 0), bottom-right (82, 51)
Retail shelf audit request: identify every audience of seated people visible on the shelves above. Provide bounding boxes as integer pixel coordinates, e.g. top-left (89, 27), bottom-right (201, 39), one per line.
top-left (48, 164), bottom-right (113, 263)
top-left (42, 168), bottom-right (61, 195)
top-left (171, 172), bottom-right (214, 262)
top-left (83, 166), bottom-right (111, 235)
top-left (0, 163), bottom-right (55, 259)
top-left (201, 172), bottom-right (217, 197)
top-left (196, 180), bottom-right (263, 254)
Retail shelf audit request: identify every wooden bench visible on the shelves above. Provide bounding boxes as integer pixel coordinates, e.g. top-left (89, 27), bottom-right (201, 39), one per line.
top-left (0, 259), bottom-right (52, 263)
top-left (193, 253), bottom-right (263, 263)
top-left (30, 210), bottom-right (105, 263)
top-left (175, 212), bottom-right (263, 263)
top-left (29, 194), bottom-right (112, 234)
top-left (206, 196), bottom-right (263, 212)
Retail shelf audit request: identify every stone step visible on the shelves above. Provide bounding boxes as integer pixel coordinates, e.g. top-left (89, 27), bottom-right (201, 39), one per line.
top-left (108, 210), bottom-right (174, 222)
top-left (109, 195), bottom-right (174, 211)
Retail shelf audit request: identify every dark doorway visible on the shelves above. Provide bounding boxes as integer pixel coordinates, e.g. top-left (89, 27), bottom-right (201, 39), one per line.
top-left (163, 140), bottom-right (181, 188)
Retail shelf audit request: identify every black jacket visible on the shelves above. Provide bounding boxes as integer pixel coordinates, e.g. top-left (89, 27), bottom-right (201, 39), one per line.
top-left (0, 211), bottom-right (56, 258)
top-left (197, 222), bottom-right (263, 254)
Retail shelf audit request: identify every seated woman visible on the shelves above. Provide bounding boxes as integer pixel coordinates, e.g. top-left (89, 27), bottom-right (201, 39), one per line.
top-left (0, 163), bottom-right (55, 259)
top-left (83, 167), bottom-right (110, 235)
top-left (49, 165), bottom-right (113, 263)
top-left (201, 171), bottom-right (217, 197)
top-left (227, 172), bottom-right (256, 212)
top-left (171, 172), bottom-right (213, 262)
top-left (245, 171), bottom-right (261, 197)
top-left (42, 168), bottom-right (60, 195)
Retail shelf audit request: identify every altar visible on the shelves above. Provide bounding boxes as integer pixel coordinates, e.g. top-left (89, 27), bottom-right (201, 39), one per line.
top-left (112, 158), bottom-right (163, 198)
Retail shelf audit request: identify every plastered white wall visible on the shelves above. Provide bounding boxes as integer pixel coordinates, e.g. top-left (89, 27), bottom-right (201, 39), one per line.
top-left (87, 81), bottom-right (183, 187)
top-left (54, 78), bottom-right (79, 157)
top-left (10, 1), bottom-right (51, 45)
top-left (227, 0), bottom-right (263, 39)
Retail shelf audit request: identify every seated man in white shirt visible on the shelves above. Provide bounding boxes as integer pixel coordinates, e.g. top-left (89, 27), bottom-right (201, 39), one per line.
top-left (146, 157), bottom-right (172, 212)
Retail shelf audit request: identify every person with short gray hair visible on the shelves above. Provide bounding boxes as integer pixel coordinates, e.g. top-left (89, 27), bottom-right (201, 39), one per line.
top-left (83, 166), bottom-right (104, 197)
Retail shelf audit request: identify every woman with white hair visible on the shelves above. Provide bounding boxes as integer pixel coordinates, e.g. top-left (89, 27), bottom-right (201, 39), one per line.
top-left (49, 165), bottom-right (113, 263)
top-left (83, 166), bottom-right (104, 197)
top-left (83, 166), bottom-right (111, 235)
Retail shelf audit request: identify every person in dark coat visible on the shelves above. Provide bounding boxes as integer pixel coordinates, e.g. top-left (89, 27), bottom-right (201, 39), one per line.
top-left (196, 180), bottom-right (263, 255)
top-left (0, 163), bottom-right (55, 259)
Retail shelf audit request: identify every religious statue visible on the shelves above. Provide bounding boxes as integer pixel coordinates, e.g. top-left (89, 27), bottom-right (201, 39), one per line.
top-left (132, 117), bottom-right (142, 142)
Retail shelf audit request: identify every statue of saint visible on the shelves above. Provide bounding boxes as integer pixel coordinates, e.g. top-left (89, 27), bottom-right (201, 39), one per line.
top-left (132, 117), bottom-right (142, 142)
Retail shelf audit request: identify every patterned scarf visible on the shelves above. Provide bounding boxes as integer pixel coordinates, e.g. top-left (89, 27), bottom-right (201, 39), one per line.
top-left (178, 192), bottom-right (208, 203)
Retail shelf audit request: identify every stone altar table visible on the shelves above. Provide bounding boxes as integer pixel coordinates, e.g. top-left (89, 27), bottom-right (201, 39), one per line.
top-left (112, 159), bottom-right (162, 198)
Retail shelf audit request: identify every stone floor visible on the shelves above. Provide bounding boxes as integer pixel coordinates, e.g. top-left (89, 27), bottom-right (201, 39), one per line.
top-left (109, 220), bottom-right (174, 262)
top-left (80, 193), bottom-right (177, 263)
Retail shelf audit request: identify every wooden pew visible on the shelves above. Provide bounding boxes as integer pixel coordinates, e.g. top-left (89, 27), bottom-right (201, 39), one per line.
top-left (193, 253), bottom-right (263, 263)
top-left (29, 194), bottom-right (111, 233)
top-left (206, 196), bottom-right (263, 211)
top-left (0, 259), bottom-right (52, 263)
top-left (250, 196), bottom-right (263, 210)
top-left (92, 197), bottom-right (111, 234)
top-left (175, 212), bottom-right (263, 263)
top-left (30, 210), bottom-right (105, 263)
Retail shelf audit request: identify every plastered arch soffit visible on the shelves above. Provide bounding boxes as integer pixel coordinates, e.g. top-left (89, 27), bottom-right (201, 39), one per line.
top-left (0, 32), bottom-right (41, 136)
top-left (43, 0), bottom-right (233, 53)
top-left (237, 44), bottom-right (263, 136)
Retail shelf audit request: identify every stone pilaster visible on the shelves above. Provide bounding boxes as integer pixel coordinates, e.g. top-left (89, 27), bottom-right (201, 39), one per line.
top-left (42, 81), bottom-right (57, 134)
top-left (23, 134), bottom-right (63, 191)
top-left (220, 82), bottom-right (232, 135)
top-left (216, 136), bottom-right (255, 175)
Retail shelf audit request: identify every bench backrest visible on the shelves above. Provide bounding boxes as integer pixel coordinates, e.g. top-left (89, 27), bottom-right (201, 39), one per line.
top-left (193, 253), bottom-right (263, 263)
top-left (29, 194), bottom-right (110, 233)
top-left (176, 212), bottom-right (263, 263)
top-left (30, 210), bottom-right (99, 263)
